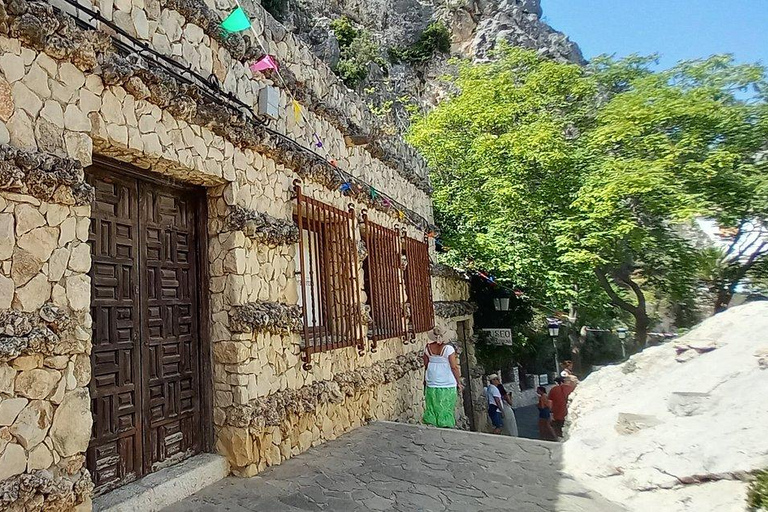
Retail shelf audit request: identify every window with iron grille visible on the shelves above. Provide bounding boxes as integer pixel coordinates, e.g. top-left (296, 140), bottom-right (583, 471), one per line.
top-left (362, 216), bottom-right (406, 344)
top-left (403, 236), bottom-right (435, 335)
top-left (294, 184), bottom-right (363, 369)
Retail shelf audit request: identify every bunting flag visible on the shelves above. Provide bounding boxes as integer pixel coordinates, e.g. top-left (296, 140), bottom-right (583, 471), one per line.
top-left (330, 159), bottom-right (338, 168)
top-left (340, 182), bottom-right (351, 192)
top-left (397, 210), bottom-right (405, 221)
top-left (370, 187), bottom-right (378, 200)
top-left (250, 55), bottom-right (278, 72)
top-left (382, 198), bottom-right (391, 207)
top-left (221, 7), bottom-right (251, 32)
top-left (292, 99), bottom-right (302, 124)
top-left (313, 133), bottom-right (323, 148)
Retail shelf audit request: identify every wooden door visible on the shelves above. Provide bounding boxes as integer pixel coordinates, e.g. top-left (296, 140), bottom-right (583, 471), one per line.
top-left (87, 165), bottom-right (204, 494)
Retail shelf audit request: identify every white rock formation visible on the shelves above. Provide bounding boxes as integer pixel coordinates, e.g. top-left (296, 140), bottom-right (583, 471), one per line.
top-left (563, 302), bottom-right (768, 512)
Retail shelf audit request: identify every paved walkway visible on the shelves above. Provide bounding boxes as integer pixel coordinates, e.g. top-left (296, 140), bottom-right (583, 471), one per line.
top-left (514, 404), bottom-right (541, 439)
top-left (163, 422), bottom-right (623, 512)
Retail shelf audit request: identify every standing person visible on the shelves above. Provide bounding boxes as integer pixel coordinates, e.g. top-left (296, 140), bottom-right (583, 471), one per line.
top-left (560, 360), bottom-right (574, 378)
top-left (548, 377), bottom-right (574, 437)
top-left (536, 386), bottom-right (558, 441)
top-left (422, 326), bottom-right (462, 428)
top-left (485, 374), bottom-right (504, 434)
top-left (497, 378), bottom-right (518, 437)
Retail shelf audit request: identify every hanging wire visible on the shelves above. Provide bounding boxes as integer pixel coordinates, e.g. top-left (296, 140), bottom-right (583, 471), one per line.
top-left (54, 0), bottom-right (436, 233)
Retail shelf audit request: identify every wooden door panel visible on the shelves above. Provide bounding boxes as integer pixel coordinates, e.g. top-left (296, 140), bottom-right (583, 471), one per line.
top-left (139, 183), bottom-right (201, 473)
top-left (87, 170), bottom-right (143, 494)
top-left (88, 165), bottom-right (204, 493)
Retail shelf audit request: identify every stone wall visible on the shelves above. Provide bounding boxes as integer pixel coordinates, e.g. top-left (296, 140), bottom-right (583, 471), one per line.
top-left (0, 0), bottom-right (473, 509)
top-left (0, 151), bottom-right (94, 510)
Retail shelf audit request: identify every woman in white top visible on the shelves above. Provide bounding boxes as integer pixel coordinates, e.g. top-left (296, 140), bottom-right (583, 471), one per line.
top-left (422, 326), bottom-right (463, 428)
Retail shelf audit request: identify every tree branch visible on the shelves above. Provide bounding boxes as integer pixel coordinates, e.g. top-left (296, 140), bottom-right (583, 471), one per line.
top-left (594, 268), bottom-right (638, 315)
top-left (621, 274), bottom-right (648, 317)
top-left (726, 241), bottom-right (768, 294)
top-left (722, 219), bottom-right (747, 260)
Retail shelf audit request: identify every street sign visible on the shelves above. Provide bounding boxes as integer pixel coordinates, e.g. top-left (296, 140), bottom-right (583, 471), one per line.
top-left (479, 328), bottom-right (514, 346)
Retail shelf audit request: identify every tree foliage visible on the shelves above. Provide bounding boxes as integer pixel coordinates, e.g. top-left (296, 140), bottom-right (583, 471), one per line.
top-left (578, 55), bottom-right (768, 316)
top-left (409, 47), bottom-right (768, 345)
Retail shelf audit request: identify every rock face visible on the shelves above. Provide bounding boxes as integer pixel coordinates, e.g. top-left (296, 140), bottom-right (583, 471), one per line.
top-left (268, 0), bottom-right (581, 63)
top-left (245, 0), bottom-right (583, 126)
top-left (563, 302), bottom-right (768, 512)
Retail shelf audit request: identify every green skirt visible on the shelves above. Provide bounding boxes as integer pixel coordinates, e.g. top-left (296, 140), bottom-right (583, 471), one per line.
top-left (423, 386), bottom-right (457, 428)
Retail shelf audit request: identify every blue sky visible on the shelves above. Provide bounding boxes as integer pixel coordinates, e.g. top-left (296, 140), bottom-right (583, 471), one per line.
top-left (541, 0), bottom-right (768, 69)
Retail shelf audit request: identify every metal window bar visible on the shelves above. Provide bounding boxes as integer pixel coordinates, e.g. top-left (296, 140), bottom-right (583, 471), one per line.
top-left (362, 213), bottom-right (407, 346)
top-left (404, 235), bottom-right (435, 336)
top-left (294, 182), bottom-right (363, 370)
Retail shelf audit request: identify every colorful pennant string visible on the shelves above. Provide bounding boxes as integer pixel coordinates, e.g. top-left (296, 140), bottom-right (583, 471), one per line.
top-left (221, 7), bottom-right (251, 32)
top-left (250, 54), bottom-right (278, 72)
top-left (220, 4), bottom-right (432, 232)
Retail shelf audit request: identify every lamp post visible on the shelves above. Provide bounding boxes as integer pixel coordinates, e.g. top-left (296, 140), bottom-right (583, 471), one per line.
top-left (616, 327), bottom-right (628, 359)
top-left (547, 319), bottom-right (560, 375)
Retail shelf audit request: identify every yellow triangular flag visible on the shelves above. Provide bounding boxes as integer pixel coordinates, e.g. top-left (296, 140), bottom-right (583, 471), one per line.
top-left (292, 100), bottom-right (302, 124)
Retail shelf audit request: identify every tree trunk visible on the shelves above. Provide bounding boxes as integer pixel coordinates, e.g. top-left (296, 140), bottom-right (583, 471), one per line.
top-left (633, 310), bottom-right (649, 348)
top-left (567, 302), bottom-right (585, 376)
top-left (594, 267), bottom-right (650, 353)
top-left (713, 288), bottom-right (733, 314)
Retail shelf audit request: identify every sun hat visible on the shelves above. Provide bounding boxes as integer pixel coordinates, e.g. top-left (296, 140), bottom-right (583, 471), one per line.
top-left (427, 326), bottom-right (446, 342)
top-left (487, 373), bottom-right (500, 381)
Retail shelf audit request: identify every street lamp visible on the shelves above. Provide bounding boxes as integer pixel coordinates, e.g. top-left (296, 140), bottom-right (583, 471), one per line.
top-left (616, 327), bottom-right (628, 359)
top-left (547, 319), bottom-right (560, 374)
top-left (493, 297), bottom-right (510, 311)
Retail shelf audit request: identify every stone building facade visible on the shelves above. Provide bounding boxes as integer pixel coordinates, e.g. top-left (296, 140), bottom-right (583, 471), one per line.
top-left (0, 0), bottom-right (475, 510)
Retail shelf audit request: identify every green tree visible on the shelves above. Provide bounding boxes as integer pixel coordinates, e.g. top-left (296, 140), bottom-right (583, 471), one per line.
top-left (409, 47), bottom-right (595, 305)
top-left (410, 47), bottom-right (768, 347)
top-left (583, 56), bottom-right (768, 315)
top-left (409, 47), bottom-right (647, 346)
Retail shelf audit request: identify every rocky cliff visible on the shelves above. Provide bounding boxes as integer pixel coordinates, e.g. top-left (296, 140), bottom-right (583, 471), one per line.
top-left (240, 0), bottom-right (583, 128)
top-left (563, 302), bottom-right (768, 511)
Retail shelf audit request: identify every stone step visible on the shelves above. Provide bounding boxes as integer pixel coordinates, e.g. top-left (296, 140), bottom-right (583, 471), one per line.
top-left (93, 453), bottom-right (229, 512)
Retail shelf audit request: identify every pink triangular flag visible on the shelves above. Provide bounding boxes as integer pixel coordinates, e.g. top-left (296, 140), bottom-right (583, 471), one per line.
top-left (250, 55), bottom-right (278, 72)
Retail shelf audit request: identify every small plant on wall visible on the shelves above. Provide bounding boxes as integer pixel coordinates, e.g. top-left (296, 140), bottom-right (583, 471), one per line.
top-left (330, 16), bottom-right (387, 88)
top-left (388, 22), bottom-right (451, 65)
top-left (749, 469), bottom-right (768, 511)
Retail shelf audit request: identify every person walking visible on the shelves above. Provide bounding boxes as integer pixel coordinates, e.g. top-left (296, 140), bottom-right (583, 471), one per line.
top-left (536, 386), bottom-right (558, 441)
top-left (486, 374), bottom-right (505, 434)
top-left (422, 326), bottom-right (462, 428)
top-left (548, 377), bottom-right (574, 437)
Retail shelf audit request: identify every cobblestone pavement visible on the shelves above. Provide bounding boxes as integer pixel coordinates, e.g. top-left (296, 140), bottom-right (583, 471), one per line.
top-left (163, 422), bottom-right (623, 512)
